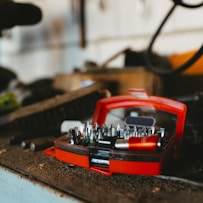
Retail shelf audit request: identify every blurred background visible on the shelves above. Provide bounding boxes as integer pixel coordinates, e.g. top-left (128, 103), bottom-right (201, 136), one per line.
top-left (0, 0), bottom-right (202, 83)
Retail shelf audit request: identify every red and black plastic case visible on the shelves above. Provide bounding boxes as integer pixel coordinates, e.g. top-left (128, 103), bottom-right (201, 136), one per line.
top-left (44, 89), bottom-right (187, 176)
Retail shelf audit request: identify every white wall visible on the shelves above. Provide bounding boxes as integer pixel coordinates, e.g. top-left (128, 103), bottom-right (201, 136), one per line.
top-left (0, 0), bottom-right (202, 82)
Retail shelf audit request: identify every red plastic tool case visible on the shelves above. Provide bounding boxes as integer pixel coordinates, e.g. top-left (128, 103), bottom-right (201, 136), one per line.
top-left (44, 89), bottom-right (187, 176)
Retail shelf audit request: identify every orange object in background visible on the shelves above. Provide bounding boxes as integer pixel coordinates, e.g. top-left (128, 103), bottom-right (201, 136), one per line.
top-left (169, 50), bottom-right (203, 75)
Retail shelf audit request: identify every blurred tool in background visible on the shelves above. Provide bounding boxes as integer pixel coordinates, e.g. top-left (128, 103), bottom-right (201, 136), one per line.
top-left (169, 50), bottom-right (203, 75)
top-left (145, 0), bottom-right (203, 76)
top-left (0, 0), bottom-right (42, 33)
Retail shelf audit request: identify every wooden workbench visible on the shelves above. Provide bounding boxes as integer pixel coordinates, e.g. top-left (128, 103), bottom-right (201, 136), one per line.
top-left (0, 126), bottom-right (203, 203)
top-left (0, 69), bottom-right (203, 202)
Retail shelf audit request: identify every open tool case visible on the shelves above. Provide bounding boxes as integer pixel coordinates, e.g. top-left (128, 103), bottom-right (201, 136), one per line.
top-left (44, 89), bottom-right (187, 176)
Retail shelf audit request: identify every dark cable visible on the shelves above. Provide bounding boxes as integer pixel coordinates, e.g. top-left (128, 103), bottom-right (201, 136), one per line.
top-left (145, 1), bottom-right (203, 76)
top-left (172, 0), bottom-right (203, 8)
